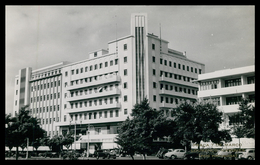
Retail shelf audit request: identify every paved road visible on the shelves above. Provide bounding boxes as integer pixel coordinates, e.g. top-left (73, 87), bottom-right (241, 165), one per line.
top-left (6, 156), bottom-right (161, 160)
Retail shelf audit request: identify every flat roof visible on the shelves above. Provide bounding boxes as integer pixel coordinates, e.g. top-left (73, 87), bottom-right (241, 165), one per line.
top-left (197, 65), bottom-right (254, 81)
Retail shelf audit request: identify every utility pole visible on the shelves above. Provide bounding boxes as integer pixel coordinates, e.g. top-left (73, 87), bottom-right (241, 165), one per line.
top-left (74, 122), bottom-right (76, 151)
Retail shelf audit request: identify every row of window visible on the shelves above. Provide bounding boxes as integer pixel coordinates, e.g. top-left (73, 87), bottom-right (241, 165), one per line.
top-left (69, 96), bottom-right (121, 109)
top-left (68, 72), bottom-right (120, 87)
top-left (31, 69), bottom-right (61, 80)
top-left (153, 82), bottom-right (198, 95)
top-left (68, 84), bottom-right (119, 98)
top-left (157, 70), bottom-right (198, 82)
top-left (66, 108), bottom-right (127, 122)
top-left (155, 95), bottom-right (195, 105)
top-left (30, 105), bottom-right (60, 114)
top-left (31, 93), bottom-right (60, 102)
top-left (65, 59), bottom-right (119, 77)
top-left (31, 80), bottom-right (61, 91)
top-left (41, 116), bottom-right (59, 124)
top-left (152, 56), bottom-right (202, 74)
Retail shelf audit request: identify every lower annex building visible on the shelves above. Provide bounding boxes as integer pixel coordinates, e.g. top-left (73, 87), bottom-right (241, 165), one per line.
top-left (12, 13), bottom-right (205, 152)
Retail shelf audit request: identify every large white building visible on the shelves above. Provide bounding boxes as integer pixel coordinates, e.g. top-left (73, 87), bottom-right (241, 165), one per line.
top-left (196, 65), bottom-right (255, 130)
top-left (12, 13), bottom-right (205, 152)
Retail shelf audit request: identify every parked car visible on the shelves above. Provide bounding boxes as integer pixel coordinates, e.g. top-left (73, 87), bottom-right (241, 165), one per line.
top-left (94, 149), bottom-right (116, 160)
top-left (164, 149), bottom-right (186, 159)
top-left (156, 148), bottom-right (169, 159)
top-left (214, 150), bottom-right (237, 160)
top-left (43, 151), bottom-right (59, 158)
top-left (184, 151), bottom-right (200, 160)
top-left (237, 149), bottom-right (255, 160)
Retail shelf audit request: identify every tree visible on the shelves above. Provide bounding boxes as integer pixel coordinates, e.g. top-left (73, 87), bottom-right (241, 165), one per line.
top-left (231, 98), bottom-right (255, 146)
top-left (170, 100), bottom-right (232, 151)
top-left (61, 131), bottom-right (74, 150)
top-left (115, 98), bottom-right (173, 160)
top-left (5, 106), bottom-right (46, 160)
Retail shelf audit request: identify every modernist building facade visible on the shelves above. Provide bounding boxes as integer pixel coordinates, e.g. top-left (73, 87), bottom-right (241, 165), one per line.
top-left (12, 13), bottom-right (205, 152)
top-left (196, 65), bottom-right (255, 130)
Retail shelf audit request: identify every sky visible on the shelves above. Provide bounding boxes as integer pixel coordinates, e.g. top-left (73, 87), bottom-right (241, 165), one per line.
top-left (6, 5), bottom-right (255, 114)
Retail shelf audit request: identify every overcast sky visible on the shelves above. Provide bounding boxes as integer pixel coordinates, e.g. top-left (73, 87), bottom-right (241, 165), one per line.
top-left (6, 5), bottom-right (255, 114)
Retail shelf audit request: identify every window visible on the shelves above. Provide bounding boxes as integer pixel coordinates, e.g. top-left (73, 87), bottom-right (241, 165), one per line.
top-left (191, 67), bottom-right (193, 72)
top-left (124, 44), bottom-right (127, 50)
top-left (124, 69), bottom-right (127, 76)
top-left (80, 68), bottom-right (83, 73)
top-left (76, 69), bottom-right (79, 74)
top-left (153, 95), bottom-right (156, 102)
top-left (65, 71), bottom-right (68, 76)
top-left (115, 110), bottom-right (119, 117)
top-left (174, 62), bottom-right (176, 68)
top-left (95, 128), bottom-right (101, 135)
top-left (85, 66), bottom-right (88, 72)
top-left (110, 110), bottom-right (113, 117)
top-left (160, 58), bottom-right (163, 64)
top-left (124, 95), bottom-right (127, 102)
top-left (105, 62), bottom-right (108, 67)
top-left (94, 64), bottom-right (97, 70)
top-left (164, 60), bottom-right (167, 66)
top-left (187, 66), bottom-right (189, 71)
top-left (225, 78), bottom-right (241, 87)
top-left (152, 56), bottom-right (155, 63)
top-left (183, 65), bottom-right (185, 70)
top-left (247, 76), bottom-right (255, 84)
top-left (90, 65), bottom-right (93, 71)
top-left (94, 52), bottom-right (97, 57)
top-left (199, 69), bottom-right (202, 74)
top-left (160, 96), bottom-right (164, 103)
top-left (153, 82), bottom-right (157, 88)
top-left (124, 82), bottom-right (127, 89)
top-left (153, 69), bottom-right (156, 75)
top-left (124, 57), bottom-right (127, 63)
top-left (169, 61), bottom-right (172, 67)
top-left (104, 111), bottom-right (107, 118)
top-left (110, 60), bottom-right (113, 66)
top-left (89, 113), bottom-right (92, 120)
top-left (195, 68), bottom-right (197, 73)
top-left (124, 109), bottom-right (127, 115)
top-left (115, 59), bottom-right (118, 65)
top-left (178, 64), bottom-right (181, 69)
top-left (152, 43), bottom-right (155, 50)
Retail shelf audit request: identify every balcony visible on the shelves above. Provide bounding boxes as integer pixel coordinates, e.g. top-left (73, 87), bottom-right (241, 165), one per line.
top-left (159, 89), bottom-right (197, 99)
top-left (159, 76), bottom-right (198, 88)
top-left (65, 102), bottom-right (121, 114)
top-left (218, 102), bottom-right (255, 114)
top-left (66, 88), bottom-right (121, 102)
top-left (198, 83), bottom-right (255, 98)
top-left (159, 102), bottom-right (177, 108)
top-left (66, 75), bottom-right (120, 91)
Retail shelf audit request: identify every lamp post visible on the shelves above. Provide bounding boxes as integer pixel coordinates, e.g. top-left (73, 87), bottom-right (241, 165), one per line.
top-left (70, 118), bottom-right (82, 151)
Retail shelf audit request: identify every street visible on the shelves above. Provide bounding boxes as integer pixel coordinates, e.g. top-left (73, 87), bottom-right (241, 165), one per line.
top-left (6, 155), bottom-right (164, 160)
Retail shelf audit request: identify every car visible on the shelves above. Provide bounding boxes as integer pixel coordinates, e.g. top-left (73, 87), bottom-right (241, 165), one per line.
top-left (214, 150), bottom-right (237, 160)
top-left (156, 148), bottom-right (169, 159)
top-left (184, 151), bottom-right (200, 160)
top-left (94, 149), bottom-right (116, 160)
top-left (164, 149), bottom-right (186, 159)
top-left (237, 149), bottom-right (255, 160)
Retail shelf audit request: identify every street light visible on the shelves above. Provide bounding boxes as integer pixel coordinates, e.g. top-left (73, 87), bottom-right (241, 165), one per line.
top-left (70, 118), bottom-right (82, 151)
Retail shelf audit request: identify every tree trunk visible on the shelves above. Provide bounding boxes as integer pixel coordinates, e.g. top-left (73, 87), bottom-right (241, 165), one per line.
top-left (142, 153), bottom-right (146, 160)
top-left (198, 142), bottom-right (200, 151)
top-left (16, 146), bottom-right (19, 160)
top-left (130, 154), bottom-right (134, 160)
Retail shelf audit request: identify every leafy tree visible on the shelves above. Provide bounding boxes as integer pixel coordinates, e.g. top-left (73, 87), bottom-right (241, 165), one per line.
top-left (61, 131), bottom-right (74, 150)
top-left (231, 98), bottom-right (255, 146)
top-left (115, 98), bottom-right (173, 160)
top-left (5, 106), bottom-right (46, 160)
top-left (170, 100), bottom-right (232, 151)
